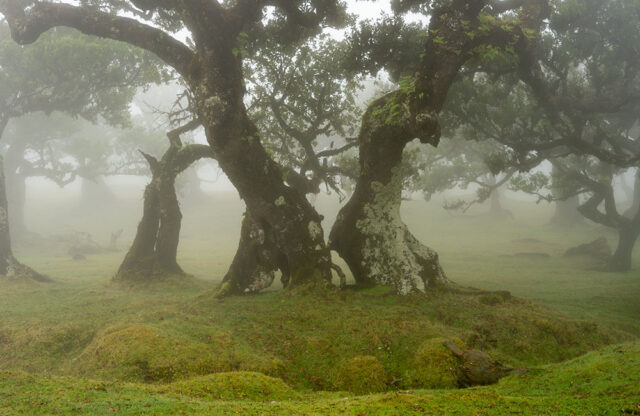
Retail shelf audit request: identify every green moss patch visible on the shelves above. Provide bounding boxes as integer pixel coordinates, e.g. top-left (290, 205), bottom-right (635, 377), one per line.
top-left (406, 337), bottom-right (465, 389)
top-left (162, 371), bottom-right (297, 401)
top-left (77, 325), bottom-right (224, 382)
top-left (336, 355), bottom-right (388, 394)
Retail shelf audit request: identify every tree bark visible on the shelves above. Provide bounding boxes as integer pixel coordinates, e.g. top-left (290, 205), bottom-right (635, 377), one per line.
top-left (114, 177), bottom-right (162, 281)
top-left (330, 92), bottom-right (448, 294)
top-left (114, 134), bottom-right (212, 282)
top-left (191, 43), bottom-right (334, 292)
top-left (216, 212), bottom-right (285, 296)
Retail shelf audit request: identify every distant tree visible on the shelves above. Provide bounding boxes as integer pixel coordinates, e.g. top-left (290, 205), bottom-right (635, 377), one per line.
top-left (404, 135), bottom-right (519, 218)
top-left (115, 119), bottom-right (213, 282)
top-left (0, 24), bottom-right (161, 281)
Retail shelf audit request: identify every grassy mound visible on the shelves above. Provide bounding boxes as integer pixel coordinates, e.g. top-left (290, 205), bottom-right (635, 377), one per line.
top-left (162, 371), bottom-right (297, 401)
top-left (1, 341), bottom-right (638, 415)
top-left (0, 283), bottom-right (631, 391)
top-left (76, 325), bottom-right (226, 382)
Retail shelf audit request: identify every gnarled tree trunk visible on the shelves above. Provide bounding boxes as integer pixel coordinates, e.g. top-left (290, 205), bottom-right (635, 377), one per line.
top-left (115, 126), bottom-right (212, 282)
top-left (216, 211), bottom-right (286, 296)
top-left (192, 59), bottom-right (334, 291)
top-left (330, 92), bottom-right (448, 294)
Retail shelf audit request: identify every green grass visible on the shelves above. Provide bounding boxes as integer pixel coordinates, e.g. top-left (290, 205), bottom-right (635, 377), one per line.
top-left (1, 342), bottom-right (638, 415)
top-left (0, 191), bottom-right (638, 414)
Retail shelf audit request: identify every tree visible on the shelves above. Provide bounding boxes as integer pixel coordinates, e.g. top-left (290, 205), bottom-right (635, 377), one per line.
top-left (218, 34), bottom-right (361, 295)
top-left (0, 0), bottom-right (351, 291)
top-left (115, 120), bottom-right (213, 282)
top-left (329, 0), bottom-right (550, 294)
top-left (404, 135), bottom-right (519, 218)
top-left (0, 23), bottom-right (161, 281)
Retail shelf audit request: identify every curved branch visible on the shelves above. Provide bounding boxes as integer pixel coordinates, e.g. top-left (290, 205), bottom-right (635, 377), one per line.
top-left (174, 143), bottom-right (214, 172)
top-left (0, 1), bottom-right (195, 79)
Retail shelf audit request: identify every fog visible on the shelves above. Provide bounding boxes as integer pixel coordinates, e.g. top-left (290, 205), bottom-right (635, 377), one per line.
top-left (1, 1), bottom-right (639, 414)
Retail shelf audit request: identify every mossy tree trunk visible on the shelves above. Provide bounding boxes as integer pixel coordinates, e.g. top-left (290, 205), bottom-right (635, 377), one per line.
top-left (188, 25), bottom-right (334, 292)
top-left (329, 92), bottom-right (448, 294)
top-left (115, 122), bottom-right (212, 282)
top-left (216, 212), bottom-right (286, 296)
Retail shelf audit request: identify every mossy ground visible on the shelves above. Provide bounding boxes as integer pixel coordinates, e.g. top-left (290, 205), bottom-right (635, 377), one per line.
top-left (0, 191), bottom-right (638, 414)
top-left (1, 342), bottom-right (638, 415)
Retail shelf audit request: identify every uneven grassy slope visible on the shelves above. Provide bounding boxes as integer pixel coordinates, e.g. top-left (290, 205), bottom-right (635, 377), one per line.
top-left (0, 190), bottom-right (637, 414)
top-left (1, 342), bottom-right (638, 415)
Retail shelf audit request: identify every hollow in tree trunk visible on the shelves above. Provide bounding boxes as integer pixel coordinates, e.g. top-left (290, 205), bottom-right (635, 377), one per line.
top-left (0, 157), bottom-right (49, 282)
top-left (330, 92), bottom-right (448, 295)
top-left (114, 125), bottom-right (212, 283)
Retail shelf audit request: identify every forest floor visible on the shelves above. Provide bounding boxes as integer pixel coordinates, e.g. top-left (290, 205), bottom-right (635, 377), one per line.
top-left (0, 191), bottom-right (638, 414)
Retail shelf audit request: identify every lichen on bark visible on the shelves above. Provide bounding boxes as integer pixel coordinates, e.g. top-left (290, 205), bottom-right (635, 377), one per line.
top-left (354, 167), bottom-right (447, 294)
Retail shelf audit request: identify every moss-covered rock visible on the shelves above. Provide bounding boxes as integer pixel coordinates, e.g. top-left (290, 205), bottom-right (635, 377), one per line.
top-left (165, 371), bottom-right (297, 401)
top-left (406, 337), bottom-right (466, 389)
top-left (336, 355), bottom-right (388, 394)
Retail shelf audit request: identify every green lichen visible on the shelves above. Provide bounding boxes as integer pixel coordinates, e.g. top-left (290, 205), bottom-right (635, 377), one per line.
top-left (355, 167), bottom-right (445, 294)
top-left (274, 196), bottom-right (286, 207)
top-left (307, 221), bottom-right (322, 241)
